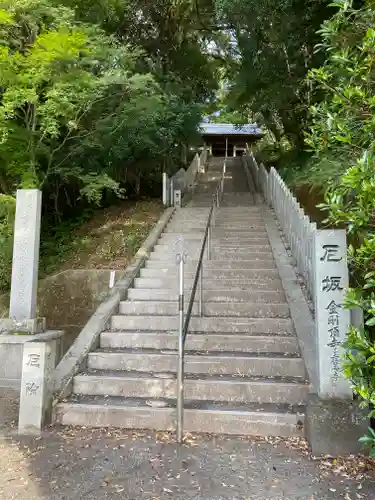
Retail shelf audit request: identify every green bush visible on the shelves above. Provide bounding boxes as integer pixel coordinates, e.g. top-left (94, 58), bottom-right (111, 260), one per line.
top-left (0, 195), bottom-right (15, 292)
top-left (308, 0), bottom-right (375, 454)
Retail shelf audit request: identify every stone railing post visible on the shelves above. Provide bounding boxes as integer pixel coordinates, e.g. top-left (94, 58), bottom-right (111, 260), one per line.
top-left (249, 157), bottom-right (366, 453)
top-left (170, 179), bottom-right (174, 207)
top-left (162, 173), bottom-right (169, 206)
top-left (174, 189), bottom-right (182, 208)
top-left (313, 229), bottom-right (352, 399)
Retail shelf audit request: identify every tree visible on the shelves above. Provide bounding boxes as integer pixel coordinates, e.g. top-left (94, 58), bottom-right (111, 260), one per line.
top-left (0, 0), bottom-right (216, 215)
top-left (0, 0), bottom-right (137, 200)
top-left (213, 0), bottom-right (332, 150)
top-left (0, 0), bottom-right (221, 290)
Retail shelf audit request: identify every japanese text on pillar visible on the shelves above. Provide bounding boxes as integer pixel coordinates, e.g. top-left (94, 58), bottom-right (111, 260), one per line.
top-left (320, 244), bottom-right (343, 384)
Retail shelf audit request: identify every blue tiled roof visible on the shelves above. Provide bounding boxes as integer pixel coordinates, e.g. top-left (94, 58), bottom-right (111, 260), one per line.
top-left (200, 123), bottom-right (262, 136)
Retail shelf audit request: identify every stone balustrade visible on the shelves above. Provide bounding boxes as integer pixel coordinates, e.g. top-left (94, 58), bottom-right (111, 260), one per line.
top-left (244, 151), bottom-right (352, 400)
top-left (162, 148), bottom-right (208, 207)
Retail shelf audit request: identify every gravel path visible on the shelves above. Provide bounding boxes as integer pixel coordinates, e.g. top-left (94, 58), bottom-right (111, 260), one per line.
top-left (1, 385), bottom-right (375, 499)
top-left (0, 388), bottom-right (19, 433)
top-left (0, 422), bottom-right (374, 500)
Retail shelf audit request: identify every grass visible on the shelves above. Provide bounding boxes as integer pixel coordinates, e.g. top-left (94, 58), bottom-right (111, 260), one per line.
top-left (39, 199), bottom-right (163, 276)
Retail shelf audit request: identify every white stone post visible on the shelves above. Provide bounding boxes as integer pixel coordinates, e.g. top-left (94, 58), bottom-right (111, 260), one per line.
top-left (174, 190), bottom-right (182, 208)
top-left (162, 173), bottom-right (168, 206)
top-left (8, 189), bottom-right (44, 333)
top-left (313, 229), bottom-right (352, 399)
top-left (18, 340), bottom-right (57, 435)
top-left (309, 222), bottom-right (317, 299)
top-left (170, 179), bottom-right (174, 208)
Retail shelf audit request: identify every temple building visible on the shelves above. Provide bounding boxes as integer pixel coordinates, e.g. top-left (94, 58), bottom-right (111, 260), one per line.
top-left (200, 123), bottom-right (262, 157)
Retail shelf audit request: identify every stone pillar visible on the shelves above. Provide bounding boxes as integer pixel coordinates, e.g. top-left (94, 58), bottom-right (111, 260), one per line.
top-left (200, 144), bottom-right (207, 173)
top-left (162, 173), bottom-right (168, 206)
top-left (313, 229), bottom-right (352, 399)
top-left (174, 190), bottom-right (182, 208)
top-left (18, 340), bottom-right (57, 435)
top-left (170, 179), bottom-right (174, 208)
top-left (8, 189), bottom-right (44, 333)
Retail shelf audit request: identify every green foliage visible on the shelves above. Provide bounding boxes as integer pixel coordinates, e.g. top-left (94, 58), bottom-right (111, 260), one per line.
top-left (309, 1), bottom-right (375, 453)
top-left (0, 0), bottom-right (218, 207)
top-left (0, 195), bottom-right (16, 291)
top-left (0, 0), bottom-right (137, 198)
top-left (0, 0), bottom-right (220, 290)
top-left (305, 0), bottom-right (375, 185)
top-left (213, 0), bottom-right (332, 150)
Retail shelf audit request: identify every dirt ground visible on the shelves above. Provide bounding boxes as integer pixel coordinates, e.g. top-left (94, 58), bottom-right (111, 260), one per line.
top-left (42, 199), bottom-right (163, 275)
top-left (1, 389), bottom-right (375, 500)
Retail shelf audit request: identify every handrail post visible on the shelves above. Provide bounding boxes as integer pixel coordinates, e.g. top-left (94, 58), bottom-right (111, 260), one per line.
top-left (207, 225), bottom-right (211, 260)
top-left (176, 253), bottom-right (185, 444)
top-left (175, 169), bottom-right (223, 445)
top-left (199, 263), bottom-right (203, 317)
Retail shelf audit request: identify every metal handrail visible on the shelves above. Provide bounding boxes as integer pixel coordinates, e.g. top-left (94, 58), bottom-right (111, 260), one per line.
top-left (176, 157), bottom-right (226, 443)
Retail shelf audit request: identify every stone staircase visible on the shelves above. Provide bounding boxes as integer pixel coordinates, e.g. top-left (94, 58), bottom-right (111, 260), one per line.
top-left (54, 157), bottom-right (308, 437)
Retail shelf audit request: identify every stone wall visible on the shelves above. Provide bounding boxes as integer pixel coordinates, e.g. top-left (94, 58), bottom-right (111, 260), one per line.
top-left (37, 269), bottom-right (123, 353)
top-left (0, 269), bottom-right (123, 388)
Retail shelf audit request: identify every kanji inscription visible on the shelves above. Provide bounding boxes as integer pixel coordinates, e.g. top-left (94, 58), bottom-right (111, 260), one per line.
top-left (320, 244), bottom-right (342, 262)
top-left (314, 230), bottom-right (351, 398)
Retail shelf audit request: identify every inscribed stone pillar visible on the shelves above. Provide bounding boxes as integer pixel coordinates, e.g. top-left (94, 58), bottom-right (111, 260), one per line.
top-left (9, 189), bottom-right (42, 322)
top-left (313, 230), bottom-right (352, 399)
top-left (18, 340), bottom-right (57, 434)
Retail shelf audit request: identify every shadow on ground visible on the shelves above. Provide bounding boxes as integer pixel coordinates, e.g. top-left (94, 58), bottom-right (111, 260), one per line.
top-left (0, 423), bottom-right (374, 500)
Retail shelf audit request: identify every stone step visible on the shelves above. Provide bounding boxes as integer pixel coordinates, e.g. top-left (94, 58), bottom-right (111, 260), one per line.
top-left (217, 218), bottom-right (266, 224)
top-left (162, 228), bottom-right (266, 236)
top-left (139, 268), bottom-right (279, 280)
top-left (216, 206), bottom-right (262, 210)
top-left (166, 223), bottom-right (208, 230)
top-left (169, 213), bottom-right (210, 219)
top-left (168, 215), bottom-right (208, 220)
top-left (150, 250), bottom-right (275, 260)
top-left (216, 216), bottom-right (263, 220)
top-left (100, 331), bottom-right (299, 353)
top-left (88, 349), bottom-right (305, 377)
top-left (111, 315), bottom-right (293, 334)
top-left (54, 397), bottom-right (305, 438)
top-left (153, 244), bottom-right (273, 253)
top-left (159, 236), bottom-right (270, 244)
top-left (167, 224), bottom-right (266, 231)
top-left (164, 228), bottom-right (267, 235)
top-left (161, 232), bottom-right (204, 238)
top-left (162, 231), bottom-right (205, 237)
top-left (145, 259), bottom-right (277, 270)
top-left (215, 213), bottom-right (264, 218)
top-left (127, 288), bottom-right (285, 303)
top-left (73, 372), bottom-right (308, 405)
top-left (118, 301), bottom-right (290, 318)
top-left (215, 223), bottom-right (266, 229)
top-left (133, 277), bottom-right (283, 290)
